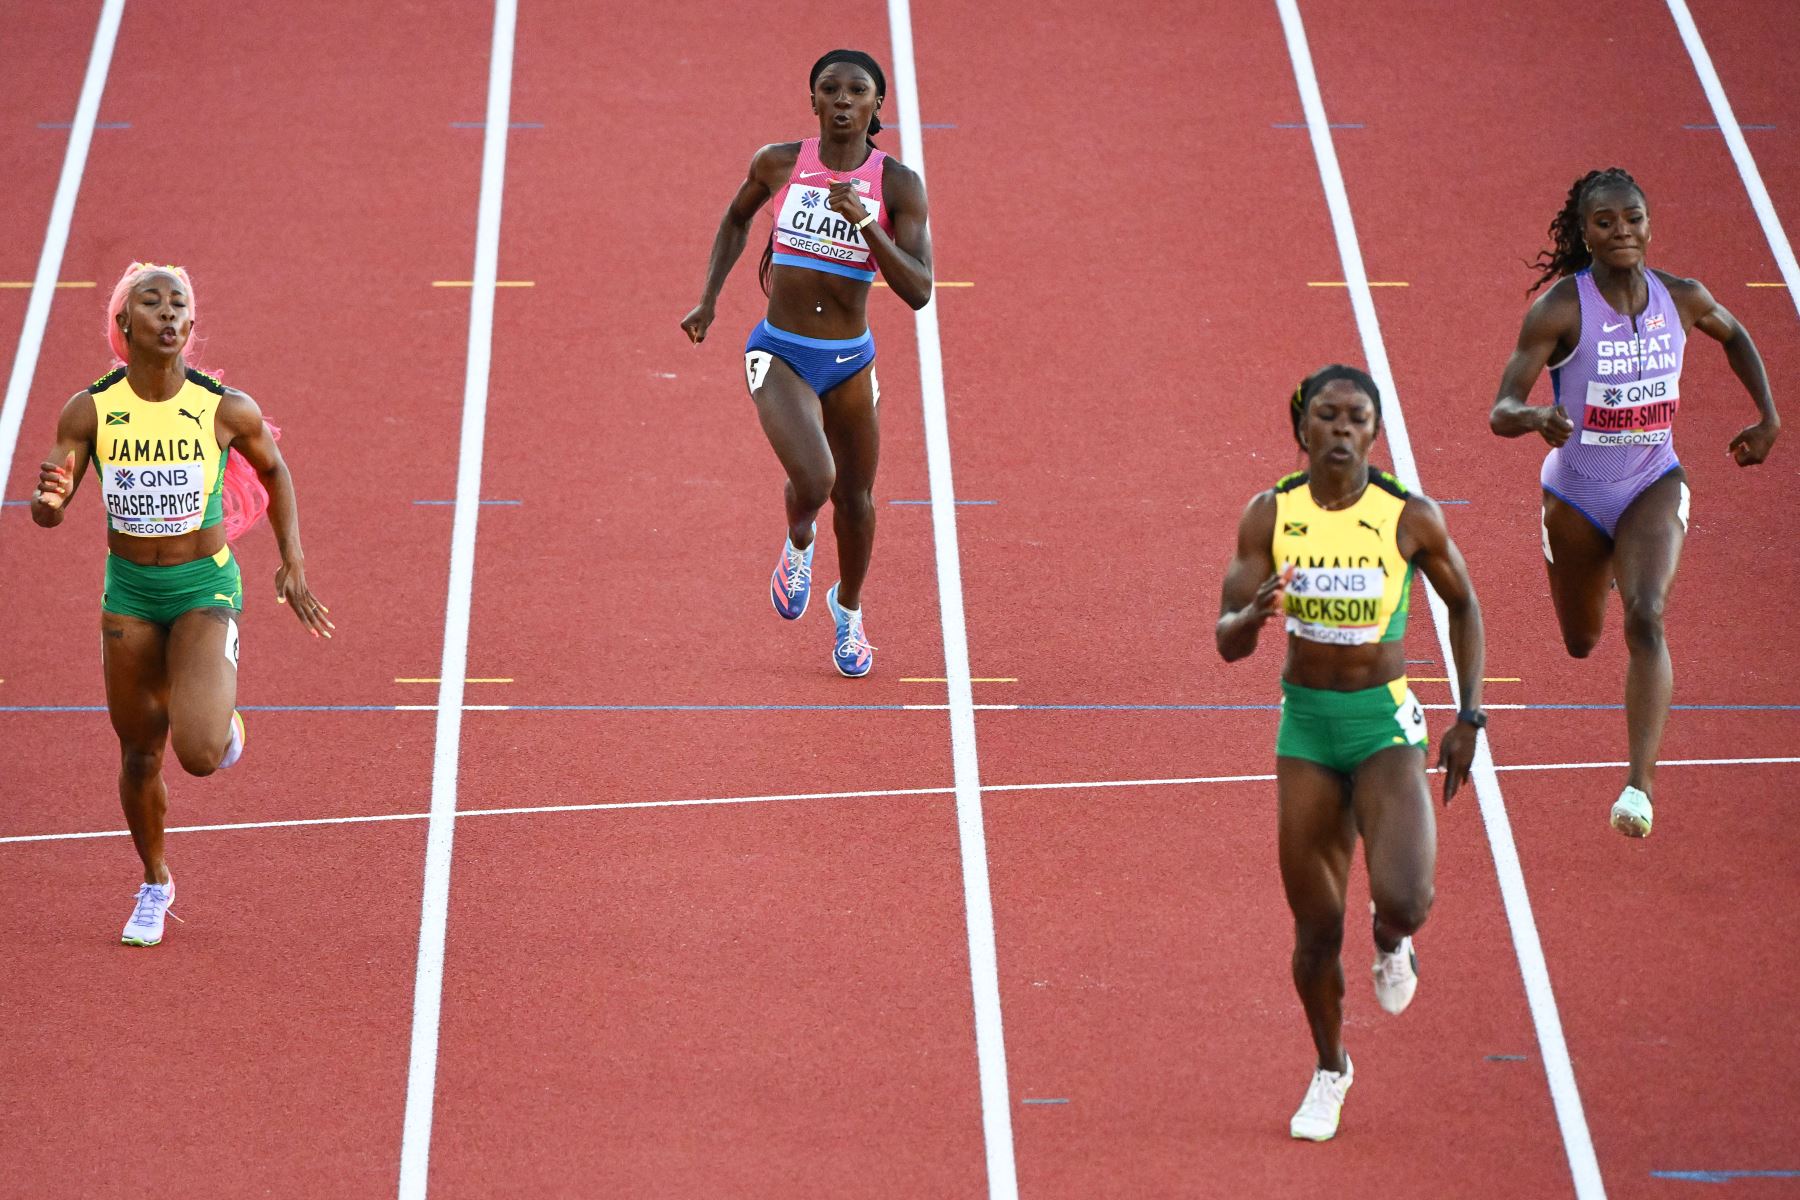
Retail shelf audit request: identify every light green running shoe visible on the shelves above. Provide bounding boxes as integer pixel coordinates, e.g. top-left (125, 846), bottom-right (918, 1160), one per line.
top-left (1610, 786), bottom-right (1653, 838)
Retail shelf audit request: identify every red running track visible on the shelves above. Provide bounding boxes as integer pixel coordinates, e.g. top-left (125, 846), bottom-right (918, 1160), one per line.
top-left (2, 1), bottom-right (1797, 1197)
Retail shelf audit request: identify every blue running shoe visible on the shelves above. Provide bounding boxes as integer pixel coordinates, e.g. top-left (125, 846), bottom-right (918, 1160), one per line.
top-left (826, 583), bottom-right (875, 677)
top-left (770, 535), bottom-right (814, 620)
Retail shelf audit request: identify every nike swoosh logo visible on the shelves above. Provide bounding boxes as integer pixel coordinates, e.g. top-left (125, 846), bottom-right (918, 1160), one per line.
top-left (798, 171), bottom-right (827, 179)
top-left (1602, 321), bottom-right (1626, 332)
top-left (835, 352), bottom-right (863, 363)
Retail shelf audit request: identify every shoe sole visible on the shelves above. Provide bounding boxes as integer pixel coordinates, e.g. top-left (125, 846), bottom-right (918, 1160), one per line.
top-left (1289, 1126), bottom-right (1339, 1142)
top-left (1610, 810), bottom-right (1651, 837)
top-left (121, 935), bottom-right (161, 946)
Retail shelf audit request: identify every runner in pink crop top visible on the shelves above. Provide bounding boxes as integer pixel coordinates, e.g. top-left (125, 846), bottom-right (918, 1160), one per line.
top-left (680, 49), bottom-right (934, 680)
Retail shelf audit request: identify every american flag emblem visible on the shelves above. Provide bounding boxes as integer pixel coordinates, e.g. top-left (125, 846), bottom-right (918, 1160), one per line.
top-left (1645, 313), bottom-right (1666, 331)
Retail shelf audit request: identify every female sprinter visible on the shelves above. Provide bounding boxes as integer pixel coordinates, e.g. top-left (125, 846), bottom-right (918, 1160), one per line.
top-left (1489, 168), bottom-right (1779, 837)
top-left (1216, 366), bottom-right (1485, 1141)
top-left (680, 49), bottom-right (932, 677)
top-left (30, 263), bottom-right (332, 946)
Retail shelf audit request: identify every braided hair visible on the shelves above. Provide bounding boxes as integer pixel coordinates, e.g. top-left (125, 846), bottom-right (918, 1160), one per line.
top-left (760, 50), bottom-right (890, 295)
top-left (1289, 364), bottom-right (1381, 449)
top-left (1528, 167), bottom-right (1645, 294)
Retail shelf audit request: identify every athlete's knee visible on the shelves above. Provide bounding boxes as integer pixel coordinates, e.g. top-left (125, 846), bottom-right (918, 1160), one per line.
top-left (170, 726), bottom-right (225, 778)
top-left (1291, 914), bottom-right (1345, 970)
top-left (119, 744), bottom-right (164, 781)
top-left (790, 466), bottom-right (835, 514)
top-left (1562, 629), bottom-right (1600, 659)
top-left (831, 485), bottom-right (876, 526)
top-left (1622, 593), bottom-right (1667, 653)
top-left (1371, 880), bottom-right (1434, 937)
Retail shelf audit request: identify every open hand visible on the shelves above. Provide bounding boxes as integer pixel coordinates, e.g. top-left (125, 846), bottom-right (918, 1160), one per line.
top-left (1251, 564), bottom-right (1296, 624)
top-left (1436, 720), bottom-right (1478, 803)
top-left (274, 559), bottom-right (334, 639)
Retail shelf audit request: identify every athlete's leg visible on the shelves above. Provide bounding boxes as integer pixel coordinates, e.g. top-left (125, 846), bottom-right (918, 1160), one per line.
top-left (821, 365), bottom-right (880, 611)
top-left (748, 353), bottom-right (833, 551)
top-left (1351, 746), bottom-right (1435, 951)
top-left (1277, 757), bottom-right (1356, 1073)
top-left (167, 606), bottom-right (240, 777)
top-left (102, 612), bottom-right (172, 886)
top-left (1611, 470), bottom-right (1688, 797)
top-left (1542, 490), bottom-right (1614, 659)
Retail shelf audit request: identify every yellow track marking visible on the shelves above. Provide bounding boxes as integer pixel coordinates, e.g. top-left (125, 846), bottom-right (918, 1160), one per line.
top-left (0, 281), bottom-right (95, 288)
top-left (902, 677), bottom-right (1018, 683)
top-left (1410, 676), bottom-right (1521, 683)
top-left (1748, 282), bottom-right (1789, 288)
top-left (874, 280), bottom-right (973, 288)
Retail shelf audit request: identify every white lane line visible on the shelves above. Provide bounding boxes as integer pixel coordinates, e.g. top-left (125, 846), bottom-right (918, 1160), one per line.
top-left (1666, 0), bottom-right (1800, 320)
top-left (1275, 2), bottom-right (1605, 1196)
top-left (885, 2), bottom-right (1017, 1194)
top-left (397, 3), bottom-right (516, 1198)
top-left (4, 756), bottom-right (1791, 847)
top-left (0, 0), bottom-right (125, 519)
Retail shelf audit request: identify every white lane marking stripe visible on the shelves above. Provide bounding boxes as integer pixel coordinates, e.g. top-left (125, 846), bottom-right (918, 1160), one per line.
top-left (1275, 3), bottom-right (1605, 1196)
top-left (1666, 0), bottom-right (1800, 320)
top-left (3, 756), bottom-right (1791, 846)
top-left (884, 1), bottom-right (1018, 1193)
top-left (397, 3), bottom-right (516, 1197)
top-left (0, 0), bottom-right (125, 526)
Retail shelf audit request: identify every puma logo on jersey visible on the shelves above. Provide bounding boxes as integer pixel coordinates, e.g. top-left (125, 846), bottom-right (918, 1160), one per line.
top-left (178, 407), bottom-right (207, 430)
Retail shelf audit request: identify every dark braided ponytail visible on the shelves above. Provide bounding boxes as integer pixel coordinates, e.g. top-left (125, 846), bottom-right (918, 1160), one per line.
top-left (1289, 364), bottom-right (1381, 448)
top-left (1528, 167), bottom-right (1644, 294)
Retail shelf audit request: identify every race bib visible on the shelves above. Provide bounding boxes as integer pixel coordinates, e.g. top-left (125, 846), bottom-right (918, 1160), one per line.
top-left (1284, 565), bottom-right (1386, 645)
top-left (102, 460), bottom-right (207, 536)
top-left (773, 185), bottom-right (881, 268)
top-left (1581, 372), bottom-right (1680, 447)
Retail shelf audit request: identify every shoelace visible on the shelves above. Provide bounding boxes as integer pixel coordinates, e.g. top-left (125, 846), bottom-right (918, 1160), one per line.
top-left (782, 548), bottom-right (812, 597)
top-left (1375, 944), bottom-right (1411, 986)
top-left (838, 613), bottom-right (875, 659)
top-left (1302, 1068), bottom-right (1347, 1110)
top-left (129, 883), bottom-right (166, 926)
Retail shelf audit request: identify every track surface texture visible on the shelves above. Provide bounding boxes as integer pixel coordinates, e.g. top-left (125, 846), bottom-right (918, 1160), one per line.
top-left (2, 1), bottom-right (1796, 1197)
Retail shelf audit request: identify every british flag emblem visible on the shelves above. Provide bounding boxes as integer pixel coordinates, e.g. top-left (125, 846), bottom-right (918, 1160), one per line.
top-left (1645, 313), bottom-right (1666, 331)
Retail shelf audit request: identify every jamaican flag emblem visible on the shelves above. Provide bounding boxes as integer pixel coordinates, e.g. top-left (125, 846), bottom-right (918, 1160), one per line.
top-left (1282, 521), bottom-right (1308, 536)
top-left (106, 411), bottom-right (130, 425)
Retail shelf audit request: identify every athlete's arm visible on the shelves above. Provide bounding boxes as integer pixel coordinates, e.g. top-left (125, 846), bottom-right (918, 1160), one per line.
top-left (1216, 491), bottom-right (1289, 663)
top-left (1400, 496), bottom-right (1484, 802)
top-left (219, 388), bottom-right (333, 639)
top-left (1663, 271), bottom-right (1779, 466)
top-left (29, 391), bottom-right (97, 529)
top-left (680, 142), bottom-right (795, 345)
top-left (1490, 279), bottom-right (1578, 446)
top-left (840, 159), bottom-right (932, 310)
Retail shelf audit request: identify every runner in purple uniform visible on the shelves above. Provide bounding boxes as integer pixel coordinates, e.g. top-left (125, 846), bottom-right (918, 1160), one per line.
top-left (1489, 168), bottom-right (1780, 837)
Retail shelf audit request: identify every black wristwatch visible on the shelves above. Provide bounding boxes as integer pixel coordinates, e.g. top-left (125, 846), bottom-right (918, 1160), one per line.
top-left (1456, 708), bottom-right (1487, 730)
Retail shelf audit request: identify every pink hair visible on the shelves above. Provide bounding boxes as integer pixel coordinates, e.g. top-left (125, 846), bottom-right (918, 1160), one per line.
top-left (106, 260), bottom-right (275, 543)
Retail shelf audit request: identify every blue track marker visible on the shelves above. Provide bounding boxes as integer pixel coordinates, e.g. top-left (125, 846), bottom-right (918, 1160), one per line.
top-left (1650, 1170), bottom-right (1800, 1183)
top-left (413, 499), bottom-right (522, 506)
top-left (920, 122), bottom-right (957, 129)
top-left (1438, 499), bottom-right (1471, 505)
top-left (1020, 1098), bottom-right (1069, 1105)
top-left (39, 120), bottom-right (130, 129)
top-left (1486, 1054), bottom-right (1528, 1062)
top-left (1684, 123), bottom-right (1775, 131)
top-left (1274, 121), bottom-right (1362, 129)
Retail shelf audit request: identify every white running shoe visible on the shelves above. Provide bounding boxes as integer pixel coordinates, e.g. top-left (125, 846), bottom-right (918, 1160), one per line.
top-left (122, 876), bottom-right (175, 946)
top-left (219, 710), bottom-right (247, 770)
top-left (1289, 1054), bottom-right (1354, 1141)
top-left (1372, 936), bottom-right (1419, 1014)
top-left (1610, 786), bottom-right (1653, 838)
